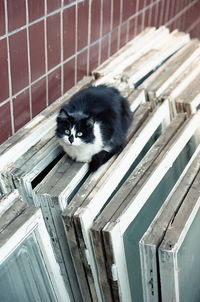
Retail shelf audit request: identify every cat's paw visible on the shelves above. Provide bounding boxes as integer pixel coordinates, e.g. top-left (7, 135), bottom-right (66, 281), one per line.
top-left (88, 156), bottom-right (100, 172)
top-left (89, 151), bottom-right (109, 173)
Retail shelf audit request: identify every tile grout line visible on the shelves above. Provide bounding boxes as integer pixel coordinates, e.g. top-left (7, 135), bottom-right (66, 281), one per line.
top-left (60, 0), bottom-right (64, 96)
top-left (108, 0), bottom-right (114, 57)
top-left (108, 0), bottom-right (113, 58)
top-left (186, 15), bottom-right (200, 33)
top-left (165, 0), bottom-right (199, 28)
top-left (3, 0), bottom-right (14, 134)
top-left (165, 0), bottom-right (171, 24)
top-left (44, 0), bottom-right (48, 107)
top-left (25, 0), bottom-right (32, 120)
top-left (134, 0), bottom-right (140, 37)
top-left (142, 0), bottom-right (147, 31)
top-left (117, 0), bottom-right (123, 50)
top-left (0, 2), bottom-right (79, 41)
top-left (98, 0), bottom-right (103, 66)
top-left (87, 0), bottom-right (92, 76)
top-left (74, 1), bottom-right (78, 84)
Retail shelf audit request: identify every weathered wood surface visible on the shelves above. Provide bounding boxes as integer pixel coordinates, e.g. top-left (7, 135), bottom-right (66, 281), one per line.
top-left (0, 76), bottom-right (93, 194)
top-left (1, 130), bottom-right (63, 199)
top-left (62, 102), bottom-right (152, 302)
top-left (100, 112), bottom-right (200, 302)
top-left (63, 100), bottom-right (170, 302)
top-left (158, 169), bottom-right (200, 302)
top-left (139, 39), bottom-right (200, 101)
top-left (0, 206), bottom-right (71, 302)
top-left (90, 114), bottom-right (186, 302)
top-left (34, 156), bottom-right (86, 302)
top-left (175, 72), bottom-right (200, 114)
top-left (139, 150), bottom-right (200, 302)
top-left (122, 30), bottom-right (190, 87)
top-left (94, 28), bottom-right (189, 89)
top-left (107, 113), bottom-right (200, 224)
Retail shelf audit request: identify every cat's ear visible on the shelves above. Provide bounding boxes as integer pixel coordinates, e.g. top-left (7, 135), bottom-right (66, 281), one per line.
top-left (86, 116), bottom-right (94, 128)
top-left (58, 109), bottom-right (69, 120)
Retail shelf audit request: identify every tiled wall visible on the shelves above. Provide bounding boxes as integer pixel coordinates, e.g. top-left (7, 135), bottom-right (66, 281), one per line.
top-left (1, 0), bottom-right (200, 144)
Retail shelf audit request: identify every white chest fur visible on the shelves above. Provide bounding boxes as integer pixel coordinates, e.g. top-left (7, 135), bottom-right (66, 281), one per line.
top-left (59, 123), bottom-right (104, 162)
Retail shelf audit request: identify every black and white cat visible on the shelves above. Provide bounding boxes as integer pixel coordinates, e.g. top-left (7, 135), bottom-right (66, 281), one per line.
top-left (56, 85), bottom-right (132, 172)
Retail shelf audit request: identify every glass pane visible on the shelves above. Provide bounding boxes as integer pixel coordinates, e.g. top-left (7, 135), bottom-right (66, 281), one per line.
top-left (123, 133), bottom-right (198, 302)
top-left (0, 233), bottom-right (56, 302)
top-left (178, 207), bottom-right (200, 302)
top-left (107, 124), bottom-right (162, 202)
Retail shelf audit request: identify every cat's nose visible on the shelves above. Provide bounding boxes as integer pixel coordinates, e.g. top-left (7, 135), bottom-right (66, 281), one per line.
top-left (69, 135), bottom-right (74, 144)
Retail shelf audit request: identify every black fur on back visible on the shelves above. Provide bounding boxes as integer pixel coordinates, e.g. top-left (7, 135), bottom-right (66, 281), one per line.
top-left (56, 85), bottom-right (132, 171)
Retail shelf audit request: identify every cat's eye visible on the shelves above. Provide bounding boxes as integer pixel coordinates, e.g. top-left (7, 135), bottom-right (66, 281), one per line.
top-left (76, 132), bottom-right (83, 137)
top-left (65, 129), bottom-right (70, 135)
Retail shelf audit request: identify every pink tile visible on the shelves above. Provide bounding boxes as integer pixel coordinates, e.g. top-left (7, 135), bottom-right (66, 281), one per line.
top-left (47, 0), bottom-right (61, 13)
top-left (90, 0), bottom-right (101, 43)
top-left (63, 57), bottom-right (75, 93)
top-left (145, 0), bottom-right (153, 6)
top-left (88, 42), bottom-right (100, 74)
top-left (77, 0), bottom-right (89, 51)
top-left (144, 7), bottom-right (150, 27)
top-left (0, 0), bottom-right (6, 36)
top-left (63, 5), bottom-right (76, 59)
top-left (138, 0), bottom-right (145, 11)
top-left (112, 0), bottom-right (121, 28)
top-left (135, 12), bottom-right (143, 36)
top-left (102, 0), bottom-right (112, 36)
top-left (28, 0), bottom-right (44, 22)
top-left (128, 17), bottom-right (137, 40)
top-left (7, 0), bottom-right (26, 32)
top-left (9, 29), bottom-right (29, 94)
top-left (77, 49), bottom-right (88, 82)
top-left (164, 0), bottom-right (171, 24)
top-left (100, 35), bottom-right (109, 64)
top-left (110, 27), bottom-right (119, 56)
top-left (158, 0), bottom-right (165, 26)
top-left (13, 89), bottom-right (30, 132)
top-left (168, 0), bottom-right (176, 21)
top-left (119, 22), bottom-right (128, 48)
top-left (47, 13), bottom-right (61, 70)
top-left (48, 67), bottom-right (61, 104)
top-left (146, 0), bottom-right (154, 25)
top-left (64, 0), bottom-right (76, 5)
top-left (0, 102), bottom-right (12, 144)
top-left (122, 0), bottom-right (137, 22)
top-left (153, 1), bottom-right (160, 28)
top-left (29, 20), bottom-right (45, 81)
top-left (31, 77), bottom-right (47, 117)
top-left (0, 38), bottom-right (9, 103)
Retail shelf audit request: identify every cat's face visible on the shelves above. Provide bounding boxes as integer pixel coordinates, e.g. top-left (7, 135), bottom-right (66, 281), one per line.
top-left (56, 109), bottom-right (95, 146)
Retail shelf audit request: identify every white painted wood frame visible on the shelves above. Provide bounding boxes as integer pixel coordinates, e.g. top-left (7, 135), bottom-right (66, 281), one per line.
top-left (1, 129), bottom-right (63, 199)
top-left (62, 101), bottom-right (152, 302)
top-left (0, 77), bottom-right (92, 194)
top-left (175, 72), bottom-right (200, 115)
top-left (90, 113), bottom-right (187, 302)
top-left (138, 39), bottom-right (200, 103)
top-left (64, 100), bottom-right (171, 302)
top-left (28, 92), bottom-right (144, 302)
top-left (94, 27), bottom-right (172, 85)
top-left (162, 54), bottom-right (200, 117)
top-left (101, 112), bottom-right (200, 302)
top-left (139, 150), bottom-right (200, 302)
top-left (0, 205), bottom-right (71, 302)
top-left (34, 156), bottom-right (87, 302)
top-left (122, 30), bottom-right (190, 88)
top-left (158, 170), bottom-right (200, 302)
